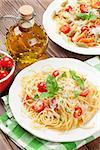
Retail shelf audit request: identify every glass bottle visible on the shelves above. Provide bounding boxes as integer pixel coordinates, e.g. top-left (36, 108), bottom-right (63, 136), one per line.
top-left (1, 5), bottom-right (48, 70)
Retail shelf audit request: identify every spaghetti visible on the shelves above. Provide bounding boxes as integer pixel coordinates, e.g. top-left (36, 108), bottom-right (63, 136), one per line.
top-left (20, 69), bottom-right (100, 131)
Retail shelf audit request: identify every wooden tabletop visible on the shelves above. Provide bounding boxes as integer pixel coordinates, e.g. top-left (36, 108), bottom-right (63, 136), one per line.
top-left (0, 0), bottom-right (99, 150)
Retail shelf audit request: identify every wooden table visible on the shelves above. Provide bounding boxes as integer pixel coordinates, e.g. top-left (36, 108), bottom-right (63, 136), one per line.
top-left (0, 0), bottom-right (99, 150)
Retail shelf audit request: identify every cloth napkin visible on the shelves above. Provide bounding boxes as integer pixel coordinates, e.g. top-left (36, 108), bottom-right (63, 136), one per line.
top-left (0, 57), bottom-right (100, 150)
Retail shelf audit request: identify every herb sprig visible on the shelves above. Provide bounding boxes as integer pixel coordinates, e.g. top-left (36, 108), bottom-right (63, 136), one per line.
top-left (77, 12), bottom-right (96, 20)
top-left (40, 75), bottom-right (59, 98)
top-left (57, 72), bottom-right (67, 80)
top-left (73, 90), bottom-right (79, 99)
top-left (70, 70), bottom-right (84, 90)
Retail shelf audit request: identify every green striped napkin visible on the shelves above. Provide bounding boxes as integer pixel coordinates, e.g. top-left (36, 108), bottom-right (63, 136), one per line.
top-left (0, 57), bottom-right (100, 150)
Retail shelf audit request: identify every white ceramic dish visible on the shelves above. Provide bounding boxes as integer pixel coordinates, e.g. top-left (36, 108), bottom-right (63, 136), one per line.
top-left (43, 0), bottom-right (100, 55)
top-left (9, 58), bottom-right (100, 142)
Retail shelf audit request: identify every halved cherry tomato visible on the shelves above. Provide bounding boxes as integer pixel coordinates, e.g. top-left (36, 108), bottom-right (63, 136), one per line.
top-left (0, 61), bottom-right (2, 69)
top-left (69, 35), bottom-right (74, 42)
top-left (51, 98), bottom-right (58, 111)
top-left (26, 95), bottom-right (31, 100)
top-left (1, 56), bottom-right (14, 68)
top-left (80, 89), bottom-right (89, 97)
top-left (32, 101), bottom-right (45, 112)
top-left (23, 95), bottom-right (31, 105)
top-left (37, 82), bottom-right (47, 92)
top-left (81, 26), bottom-right (89, 33)
top-left (52, 70), bottom-right (59, 78)
top-left (60, 24), bottom-right (71, 34)
top-left (92, 1), bottom-right (100, 8)
top-left (74, 106), bottom-right (83, 118)
top-left (65, 5), bottom-right (73, 12)
top-left (80, 4), bottom-right (88, 13)
top-left (0, 70), bottom-right (8, 80)
top-left (96, 1), bottom-right (100, 6)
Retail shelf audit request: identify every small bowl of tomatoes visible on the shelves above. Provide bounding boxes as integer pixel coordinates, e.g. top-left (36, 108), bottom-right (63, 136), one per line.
top-left (0, 50), bottom-right (15, 93)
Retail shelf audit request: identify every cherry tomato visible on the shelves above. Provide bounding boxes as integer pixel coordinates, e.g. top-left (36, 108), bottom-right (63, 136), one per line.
top-left (60, 24), bottom-right (71, 34)
top-left (52, 70), bottom-right (59, 78)
top-left (51, 98), bottom-right (58, 111)
top-left (23, 95), bottom-right (31, 105)
top-left (81, 26), bottom-right (89, 32)
top-left (74, 106), bottom-right (83, 118)
top-left (96, 1), bottom-right (100, 6)
top-left (65, 5), bottom-right (73, 12)
top-left (80, 89), bottom-right (89, 97)
top-left (80, 4), bottom-right (88, 13)
top-left (32, 101), bottom-right (45, 112)
top-left (37, 82), bottom-right (47, 92)
top-left (0, 70), bottom-right (8, 80)
top-left (1, 56), bottom-right (14, 68)
top-left (69, 35), bottom-right (74, 42)
top-left (0, 61), bottom-right (2, 69)
top-left (26, 95), bottom-right (31, 100)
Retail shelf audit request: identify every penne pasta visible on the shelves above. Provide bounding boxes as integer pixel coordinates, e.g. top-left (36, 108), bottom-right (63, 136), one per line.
top-left (79, 37), bottom-right (94, 43)
top-left (52, 0), bottom-right (100, 48)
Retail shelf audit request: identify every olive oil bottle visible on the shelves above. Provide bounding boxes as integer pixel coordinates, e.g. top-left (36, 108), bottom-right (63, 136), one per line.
top-left (5, 5), bottom-right (48, 70)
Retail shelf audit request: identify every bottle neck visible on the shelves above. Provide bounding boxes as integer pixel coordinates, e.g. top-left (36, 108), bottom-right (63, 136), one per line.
top-left (18, 16), bottom-right (35, 32)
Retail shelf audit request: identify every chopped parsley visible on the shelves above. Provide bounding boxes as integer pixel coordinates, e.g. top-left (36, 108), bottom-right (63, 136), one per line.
top-left (65, 108), bottom-right (71, 113)
top-left (34, 94), bottom-right (39, 100)
top-left (73, 90), bottom-right (79, 99)
top-left (57, 72), bottom-right (67, 80)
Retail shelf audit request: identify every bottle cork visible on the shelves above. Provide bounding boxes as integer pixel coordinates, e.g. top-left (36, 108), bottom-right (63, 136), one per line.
top-left (18, 5), bottom-right (34, 20)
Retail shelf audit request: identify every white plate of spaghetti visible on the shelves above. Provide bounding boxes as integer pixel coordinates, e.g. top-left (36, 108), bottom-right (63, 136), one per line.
top-left (43, 0), bottom-right (100, 55)
top-left (9, 58), bottom-right (100, 142)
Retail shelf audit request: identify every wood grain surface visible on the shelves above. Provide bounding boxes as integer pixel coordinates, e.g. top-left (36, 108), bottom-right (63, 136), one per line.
top-left (0, 0), bottom-right (99, 150)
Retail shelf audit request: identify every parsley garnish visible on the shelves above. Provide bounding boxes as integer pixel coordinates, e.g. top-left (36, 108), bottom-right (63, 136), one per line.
top-left (70, 70), bottom-right (84, 90)
top-left (57, 72), bottom-right (67, 80)
top-left (34, 94), bottom-right (39, 100)
top-left (65, 108), bottom-right (71, 113)
top-left (40, 75), bottom-right (59, 98)
top-left (73, 90), bottom-right (79, 99)
top-left (0, 54), bottom-right (3, 59)
top-left (77, 12), bottom-right (96, 20)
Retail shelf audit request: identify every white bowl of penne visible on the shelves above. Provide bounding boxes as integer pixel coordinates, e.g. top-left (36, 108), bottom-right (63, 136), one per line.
top-left (43, 0), bottom-right (100, 55)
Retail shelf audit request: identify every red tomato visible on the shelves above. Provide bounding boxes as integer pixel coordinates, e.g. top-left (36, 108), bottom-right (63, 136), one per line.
top-left (23, 95), bottom-right (31, 105)
top-left (80, 89), bottom-right (89, 97)
top-left (60, 25), bottom-right (71, 34)
top-left (26, 95), bottom-right (31, 100)
top-left (65, 5), bottom-right (73, 12)
top-left (69, 35), bottom-right (74, 42)
top-left (81, 26), bottom-right (89, 32)
top-left (0, 61), bottom-right (2, 69)
top-left (1, 56), bottom-right (14, 68)
top-left (52, 70), bottom-right (59, 78)
top-left (37, 82), bottom-right (47, 92)
top-left (0, 70), bottom-right (8, 80)
top-left (96, 1), bottom-right (100, 6)
top-left (80, 4), bottom-right (88, 13)
top-left (74, 106), bottom-right (83, 118)
top-left (51, 98), bottom-right (58, 111)
top-left (32, 101), bottom-right (45, 112)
